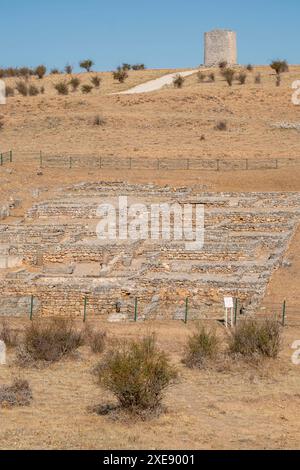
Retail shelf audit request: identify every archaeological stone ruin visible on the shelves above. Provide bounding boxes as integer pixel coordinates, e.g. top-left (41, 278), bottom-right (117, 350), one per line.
top-left (0, 182), bottom-right (299, 321)
top-left (204, 29), bottom-right (237, 66)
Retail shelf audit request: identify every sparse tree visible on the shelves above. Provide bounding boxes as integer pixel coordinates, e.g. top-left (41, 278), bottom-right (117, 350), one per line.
top-left (64, 64), bottom-right (73, 74)
top-left (270, 60), bottom-right (289, 75)
top-left (35, 65), bottom-right (47, 79)
top-left (79, 59), bottom-right (94, 72)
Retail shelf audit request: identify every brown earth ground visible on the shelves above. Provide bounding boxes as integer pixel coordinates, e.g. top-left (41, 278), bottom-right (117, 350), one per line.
top-left (1, 320), bottom-right (300, 450)
top-left (0, 65), bottom-right (300, 449)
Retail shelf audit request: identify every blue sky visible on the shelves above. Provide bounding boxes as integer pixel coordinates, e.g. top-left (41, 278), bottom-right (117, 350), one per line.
top-left (1, 0), bottom-right (299, 70)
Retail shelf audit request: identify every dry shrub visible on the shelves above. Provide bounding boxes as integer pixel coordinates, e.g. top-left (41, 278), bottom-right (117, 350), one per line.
top-left (16, 80), bottom-right (28, 96)
top-left (197, 72), bottom-right (206, 82)
top-left (113, 68), bottom-right (128, 83)
top-left (221, 68), bottom-right (235, 86)
top-left (54, 81), bottom-right (69, 95)
top-left (0, 379), bottom-right (33, 407)
top-left (81, 84), bottom-right (93, 94)
top-left (219, 60), bottom-right (228, 70)
top-left (215, 120), bottom-right (227, 131)
top-left (0, 320), bottom-right (19, 348)
top-left (93, 114), bottom-right (106, 126)
top-left (183, 324), bottom-right (219, 369)
top-left (228, 318), bottom-right (281, 359)
top-left (173, 74), bottom-right (185, 89)
top-left (84, 324), bottom-right (106, 353)
top-left (28, 84), bottom-right (39, 96)
top-left (64, 64), bottom-right (73, 74)
top-left (237, 72), bottom-right (247, 85)
top-left (90, 75), bottom-right (102, 88)
top-left (255, 73), bottom-right (262, 84)
top-left (246, 64), bottom-right (254, 72)
top-left (35, 65), bottom-right (47, 79)
top-left (5, 86), bottom-right (14, 97)
top-left (208, 72), bottom-right (215, 82)
top-left (17, 318), bottom-right (83, 365)
top-left (69, 77), bottom-right (80, 91)
top-left (94, 334), bottom-right (177, 417)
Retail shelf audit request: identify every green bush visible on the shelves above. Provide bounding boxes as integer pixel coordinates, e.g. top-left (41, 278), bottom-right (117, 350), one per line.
top-left (183, 325), bottom-right (219, 369)
top-left (228, 318), bottom-right (281, 359)
top-left (94, 334), bottom-right (177, 416)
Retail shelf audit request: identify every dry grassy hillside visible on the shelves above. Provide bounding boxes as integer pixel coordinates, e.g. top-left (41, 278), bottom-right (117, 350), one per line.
top-left (1, 66), bottom-right (300, 158)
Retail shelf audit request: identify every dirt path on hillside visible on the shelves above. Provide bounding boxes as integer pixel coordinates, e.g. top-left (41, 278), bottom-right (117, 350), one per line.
top-left (116, 69), bottom-right (199, 94)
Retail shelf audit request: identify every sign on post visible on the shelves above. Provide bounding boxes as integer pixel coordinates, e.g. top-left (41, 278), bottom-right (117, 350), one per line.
top-left (224, 297), bottom-right (234, 328)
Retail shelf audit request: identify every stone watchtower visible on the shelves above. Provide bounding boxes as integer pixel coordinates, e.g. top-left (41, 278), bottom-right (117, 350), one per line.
top-left (204, 29), bottom-right (237, 66)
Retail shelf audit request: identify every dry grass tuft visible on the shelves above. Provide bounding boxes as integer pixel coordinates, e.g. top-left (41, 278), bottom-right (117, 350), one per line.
top-left (183, 324), bottom-right (219, 369)
top-left (228, 318), bottom-right (281, 359)
top-left (0, 378), bottom-right (33, 408)
top-left (16, 318), bottom-right (83, 365)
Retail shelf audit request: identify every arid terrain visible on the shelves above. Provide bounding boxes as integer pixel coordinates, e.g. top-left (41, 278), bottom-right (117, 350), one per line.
top-left (0, 64), bottom-right (300, 450)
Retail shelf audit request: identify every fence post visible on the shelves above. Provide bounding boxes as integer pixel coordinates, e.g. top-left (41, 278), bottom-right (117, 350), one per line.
top-left (30, 295), bottom-right (34, 321)
top-left (69, 156), bottom-right (72, 169)
top-left (134, 297), bottom-right (138, 322)
top-left (9, 150), bottom-right (12, 163)
top-left (234, 298), bottom-right (238, 326)
top-left (184, 297), bottom-right (189, 324)
top-left (83, 296), bottom-right (87, 323)
top-left (282, 300), bottom-right (287, 327)
top-left (0, 154), bottom-right (2, 166)
top-left (40, 151), bottom-right (43, 168)
top-left (216, 159), bottom-right (220, 171)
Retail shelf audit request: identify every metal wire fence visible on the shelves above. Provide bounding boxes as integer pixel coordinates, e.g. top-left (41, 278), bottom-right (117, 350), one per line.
top-left (0, 150), bottom-right (13, 165)
top-left (4, 151), bottom-right (300, 172)
top-left (0, 295), bottom-right (297, 327)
